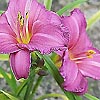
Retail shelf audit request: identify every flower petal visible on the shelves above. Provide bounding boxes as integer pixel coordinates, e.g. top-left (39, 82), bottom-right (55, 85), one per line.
top-left (62, 8), bottom-right (87, 49)
top-left (28, 23), bottom-right (68, 54)
top-left (10, 49), bottom-right (31, 79)
top-left (63, 71), bottom-right (88, 95)
top-left (78, 54), bottom-right (100, 79)
top-left (59, 51), bottom-right (88, 95)
top-left (5, 0), bottom-right (28, 34)
top-left (28, 0), bottom-right (62, 32)
top-left (60, 51), bottom-right (78, 85)
top-left (0, 33), bottom-right (20, 53)
top-left (0, 13), bottom-right (16, 37)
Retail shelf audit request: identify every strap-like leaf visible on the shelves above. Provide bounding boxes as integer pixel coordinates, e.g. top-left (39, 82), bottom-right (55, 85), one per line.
top-left (57, 0), bottom-right (87, 15)
top-left (0, 90), bottom-right (19, 100)
top-left (87, 10), bottom-right (100, 29)
top-left (0, 54), bottom-right (9, 61)
top-left (0, 67), bottom-right (16, 93)
top-left (0, 10), bottom-right (4, 14)
top-left (84, 93), bottom-right (99, 100)
top-left (44, 0), bottom-right (52, 10)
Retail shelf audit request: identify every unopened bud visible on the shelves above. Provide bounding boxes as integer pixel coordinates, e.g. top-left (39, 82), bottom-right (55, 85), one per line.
top-left (38, 70), bottom-right (48, 76)
top-left (37, 59), bottom-right (44, 67)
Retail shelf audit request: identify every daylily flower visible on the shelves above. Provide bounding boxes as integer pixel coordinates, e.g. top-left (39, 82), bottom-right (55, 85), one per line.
top-left (59, 8), bottom-right (100, 95)
top-left (0, 0), bottom-right (68, 79)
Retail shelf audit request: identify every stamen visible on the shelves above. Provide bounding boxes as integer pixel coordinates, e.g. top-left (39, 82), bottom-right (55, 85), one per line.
top-left (26, 12), bottom-right (29, 19)
top-left (16, 11), bottom-right (31, 44)
top-left (17, 12), bottom-right (24, 26)
top-left (86, 50), bottom-right (96, 58)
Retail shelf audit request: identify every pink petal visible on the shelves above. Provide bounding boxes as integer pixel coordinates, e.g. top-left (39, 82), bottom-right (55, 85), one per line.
top-left (62, 8), bottom-right (87, 49)
top-left (0, 13), bottom-right (8, 24)
top-left (78, 54), bottom-right (100, 79)
top-left (5, 0), bottom-right (27, 34)
top-left (28, 23), bottom-right (68, 54)
top-left (0, 13), bottom-right (16, 37)
top-left (59, 51), bottom-right (88, 95)
top-left (28, 0), bottom-right (62, 31)
top-left (63, 71), bottom-right (88, 95)
top-left (70, 31), bottom-right (92, 56)
top-left (60, 51), bottom-right (78, 85)
top-left (10, 49), bottom-right (31, 79)
top-left (0, 33), bottom-right (20, 53)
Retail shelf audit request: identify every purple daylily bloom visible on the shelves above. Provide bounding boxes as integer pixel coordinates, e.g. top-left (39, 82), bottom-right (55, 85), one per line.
top-left (0, 0), bottom-right (68, 79)
top-left (59, 8), bottom-right (100, 95)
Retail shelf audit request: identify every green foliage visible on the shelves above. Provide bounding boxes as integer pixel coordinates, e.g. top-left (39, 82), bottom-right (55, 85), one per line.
top-left (0, 90), bottom-right (19, 100)
top-left (0, 10), bottom-right (4, 14)
top-left (0, 54), bottom-right (9, 61)
top-left (0, 0), bottom-right (100, 100)
top-left (84, 93), bottom-right (99, 100)
top-left (0, 67), bottom-right (17, 93)
top-left (44, 0), bottom-right (52, 10)
top-left (87, 10), bottom-right (100, 29)
top-left (57, 0), bottom-right (87, 15)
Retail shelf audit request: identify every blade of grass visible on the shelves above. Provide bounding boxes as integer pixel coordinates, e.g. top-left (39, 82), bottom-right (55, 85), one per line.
top-left (57, 0), bottom-right (87, 15)
top-left (87, 10), bottom-right (100, 29)
top-left (0, 54), bottom-right (9, 61)
top-left (44, 0), bottom-right (52, 10)
top-left (84, 93), bottom-right (99, 100)
top-left (10, 70), bottom-right (17, 93)
top-left (0, 67), bottom-right (16, 93)
top-left (0, 10), bottom-right (4, 14)
top-left (0, 90), bottom-right (19, 100)
top-left (16, 80), bottom-right (28, 96)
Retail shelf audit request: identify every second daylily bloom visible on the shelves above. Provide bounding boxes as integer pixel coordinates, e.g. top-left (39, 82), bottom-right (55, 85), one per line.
top-left (59, 9), bottom-right (100, 95)
top-left (0, 0), bottom-right (68, 79)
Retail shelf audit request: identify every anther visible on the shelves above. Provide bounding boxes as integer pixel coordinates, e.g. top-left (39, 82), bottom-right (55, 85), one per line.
top-left (86, 50), bottom-right (96, 58)
top-left (26, 12), bottom-right (29, 19)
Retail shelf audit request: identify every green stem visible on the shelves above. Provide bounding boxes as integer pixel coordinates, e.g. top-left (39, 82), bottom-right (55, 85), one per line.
top-left (44, 0), bottom-right (52, 10)
top-left (36, 93), bottom-right (69, 100)
top-left (24, 69), bottom-right (35, 100)
top-left (30, 76), bottom-right (43, 99)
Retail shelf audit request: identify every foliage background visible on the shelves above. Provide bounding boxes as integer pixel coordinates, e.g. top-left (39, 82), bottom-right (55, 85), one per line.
top-left (0, 0), bottom-right (100, 100)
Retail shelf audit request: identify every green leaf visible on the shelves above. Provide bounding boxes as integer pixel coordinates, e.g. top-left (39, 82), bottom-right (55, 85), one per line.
top-left (10, 70), bottom-right (17, 93)
top-left (16, 80), bottom-right (28, 96)
top-left (0, 92), bottom-right (10, 100)
top-left (0, 54), bottom-right (9, 61)
top-left (0, 90), bottom-right (19, 100)
top-left (57, 0), bottom-right (87, 15)
top-left (87, 10), bottom-right (100, 29)
top-left (36, 52), bottom-right (78, 100)
top-left (73, 94), bottom-right (82, 100)
top-left (0, 67), bottom-right (16, 93)
top-left (84, 93), bottom-right (99, 100)
top-left (44, 0), bottom-right (52, 10)
top-left (0, 10), bottom-right (4, 14)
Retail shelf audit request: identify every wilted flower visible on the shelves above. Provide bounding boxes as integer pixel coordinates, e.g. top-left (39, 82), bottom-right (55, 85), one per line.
top-left (0, 0), bottom-right (68, 79)
top-left (59, 9), bottom-right (100, 95)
